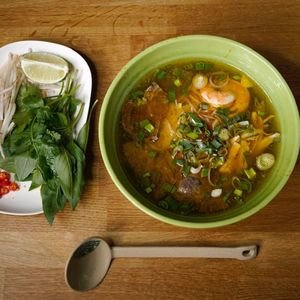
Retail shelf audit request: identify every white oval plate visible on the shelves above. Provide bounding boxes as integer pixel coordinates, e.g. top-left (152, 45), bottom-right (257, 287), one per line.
top-left (0, 40), bottom-right (92, 215)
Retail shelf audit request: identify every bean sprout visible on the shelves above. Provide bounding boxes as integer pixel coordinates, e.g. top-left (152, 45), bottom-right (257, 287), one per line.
top-left (0, 53), bottom-right (24, 158)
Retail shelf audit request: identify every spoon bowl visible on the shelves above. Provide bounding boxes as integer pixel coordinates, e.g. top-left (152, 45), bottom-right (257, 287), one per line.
top-left (65, 237), bottom-right (258, 292)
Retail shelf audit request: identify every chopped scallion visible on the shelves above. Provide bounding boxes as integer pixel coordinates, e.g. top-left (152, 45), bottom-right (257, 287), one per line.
top-left (174, 78), bottom-right (182, 87)
top-left (179, 140), bottom-right (192, 151)
top-left (188, 113), bottom-right (204, 127)
top-left (158, 200), bottom-right (168, 209)
top-left (186, 131), bottom-right (198, 140)
top-left (195, 61), bottom-right (213, 71)
top-left (167, 87), bottom-right (176, 102)
top-left (211, 139), bottom-right (222, 149)
top-left (223, 191), bottom-right (232, 202)
top-left (162, 183), bottom-right (177, 194)
top-left (140, 119), bottom-right (155, 133)
top-left (201, 167), bottom-right (209, 177)
top-left (182, 165), bottom-right (191, 177)
top-left (232, 75), bottom-right (241, 81)
top-left (244, 168), bottom-right (256, 179)
top-left (164, 195), bottom-right (179, 210)
top-left (218, 128), bottom-right (229, 141)
top-left (144, 123), bottom-right (154, 133)
top-left (131, 90), bottom-right (144, 99)
top-left (239, 179), bottom-right (252, 192)
top-left (173, 159), bottom-right (185, 167)
top-left (136, 130), bottom-right (145, 143)
top-left (234, 189), bottom-right (243, 196)
top-left (145, 187), bottom-right (152, 194)
top-left (256, 153), bottom-right (275, 171)
top-left (155, 69), bottom-right (167, 79)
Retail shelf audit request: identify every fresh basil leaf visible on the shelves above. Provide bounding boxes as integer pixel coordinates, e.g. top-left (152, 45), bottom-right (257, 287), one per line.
top-left (53, 150), bottom-right (73, 203)
top-left (77, 100), bottom-right (98, 151)
top-left (56, 186), bottom-right (67, 210)
top-left (66, 142), bottom-right (85, 209)
top-left (37, 156), bottom-right (54, 181)
top-left (29, 169), bottom-right (44, 190)
top-left (15, 155), bottom-right (36, 181)
top-left (0, 156), bottom-right (16, 173)
top-left (41, 184), bottom-right (59, 225)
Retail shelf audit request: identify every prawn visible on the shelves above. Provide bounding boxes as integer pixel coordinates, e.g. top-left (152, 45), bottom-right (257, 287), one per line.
top-left (191, 74), bottom-right (250, 115)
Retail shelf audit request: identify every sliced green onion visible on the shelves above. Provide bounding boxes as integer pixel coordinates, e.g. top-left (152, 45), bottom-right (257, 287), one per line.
top-left (164, 195), bottom-right (179, 210)
top-left (173, 159), bottom-right (185, 167)
top-left (136, 130), bottom-right (145, 143)
top-left (131, 90), bottom-right (144, 99)
top-left (179, 140), bottom-right (192, 151)
top-left (182, 165), bottom-right (191, 177)
top-left (184, 63), bottom-right (194, 70)
top-left (155, 69), bottom-right (167, 79)
top-left (172, 67), bottom-right (181, 77)
top-left (218, 128), bottom-right (229, 141)
top-left (145, 123), bottom-right (154, 133)
top-left (182, 125), bottom-right (192, 134)
top-left (211, 157), bottom-right (224, 168)
top-left (145, 187), bottom-right (152, 194)
top-left (195, 61), bottom-right (213, 71)
top-left (239, 179), bottom-right (252, 192)
top-left (234, 189), bottom-right (243, 196)
top-left (140, 119), bottom-right (155, 133)
top-left (162, 183), bottom-right (177, 193)
top-left (211, 139), bottom-right (222, 149)
top-left (140, 119), bottom-right (150, 128)
top-left (174, 78), bottom-right (182, 87)
top-left (256, 153), bottom-right (275, 171)
top-left (216, 107), bottom-right (230, 117)
top-left (179, 114), bottom-right (187, 124)
top-left (158, 200), bottom-right (169, 209)
top-left (232, 75), bottom-right (241, 81)
top-left (244, 168), bottom-right (256, 179)
top-left (223, 191), bottom-right (232, 202)
top-left (186, 131), bottom-right (198, 140)
top-left (188, 113), bottom-right (204, 127)
top-left (258, 111), bottom-right (266, 117)
top-left (167, 87), bottom-right (176, 102)
top-left (148, 150), bottom-right (157, 158)
top-left (201, 167), bottom-right (209, 177)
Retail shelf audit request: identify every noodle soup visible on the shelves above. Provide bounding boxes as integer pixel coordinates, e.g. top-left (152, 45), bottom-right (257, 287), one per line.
top-left (119, 60), bottom-right (280, 215)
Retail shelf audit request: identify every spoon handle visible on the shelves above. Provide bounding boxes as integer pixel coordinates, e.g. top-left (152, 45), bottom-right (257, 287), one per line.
top-left (112, 245), bottom-right (257, 260)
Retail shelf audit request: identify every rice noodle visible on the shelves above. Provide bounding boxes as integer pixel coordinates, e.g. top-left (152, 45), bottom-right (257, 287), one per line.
top-left (263, 115), bottom-right (275, 123)
top-left (0, 53), bottom-right (24, 158)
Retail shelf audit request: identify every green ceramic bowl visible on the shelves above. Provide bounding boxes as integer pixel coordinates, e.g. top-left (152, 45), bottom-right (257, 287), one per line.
top-left (99, 35), bottom-right (300, 228)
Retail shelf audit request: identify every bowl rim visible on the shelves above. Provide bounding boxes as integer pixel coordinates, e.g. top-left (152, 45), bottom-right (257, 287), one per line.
top-left (99, 34), bottom-right (300, 228)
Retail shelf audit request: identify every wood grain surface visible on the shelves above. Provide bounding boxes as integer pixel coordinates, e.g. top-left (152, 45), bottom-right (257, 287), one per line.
top-left (0, 1), bottom-right (299, 299)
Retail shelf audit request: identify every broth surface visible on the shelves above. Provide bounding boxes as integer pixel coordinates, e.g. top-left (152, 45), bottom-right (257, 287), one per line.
top-left (119, 60), bottom-right (280, 215)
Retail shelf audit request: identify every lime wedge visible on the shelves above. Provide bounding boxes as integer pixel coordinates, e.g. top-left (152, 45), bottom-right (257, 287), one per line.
top-left (21, 52), bottom-right (69, 84)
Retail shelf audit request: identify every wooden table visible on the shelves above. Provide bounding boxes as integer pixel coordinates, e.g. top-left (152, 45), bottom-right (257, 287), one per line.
top-left (0, 1), bottom-right (299, 299)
